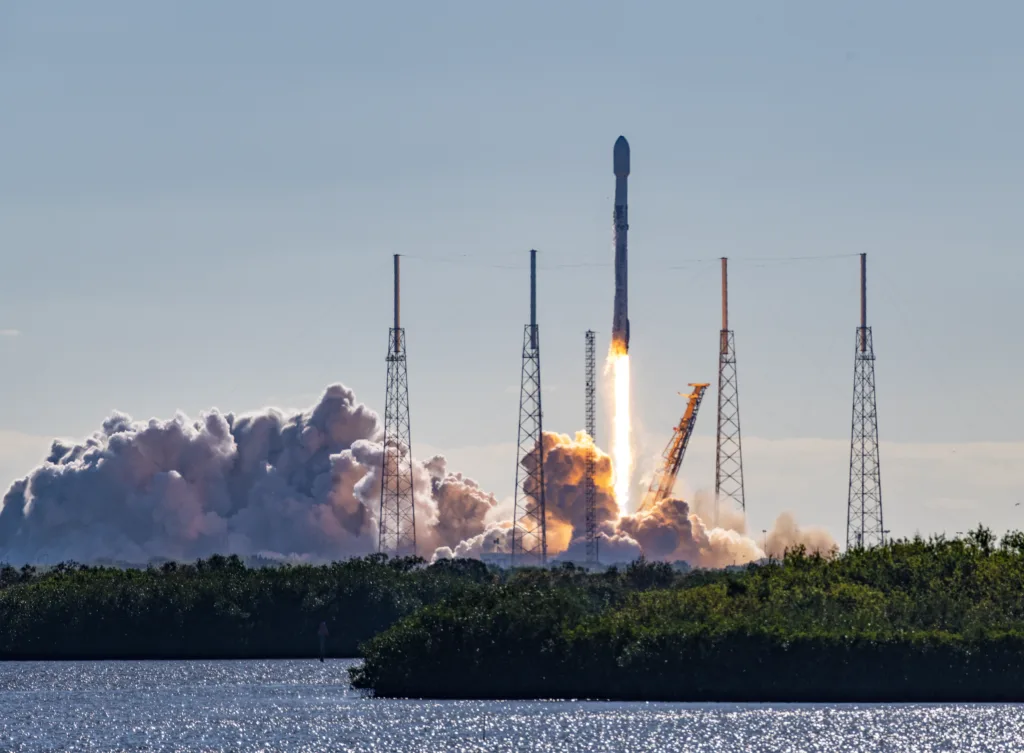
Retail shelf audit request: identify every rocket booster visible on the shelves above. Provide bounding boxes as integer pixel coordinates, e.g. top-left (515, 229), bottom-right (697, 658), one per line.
top-left (612, 135), bottom-right (630, 352)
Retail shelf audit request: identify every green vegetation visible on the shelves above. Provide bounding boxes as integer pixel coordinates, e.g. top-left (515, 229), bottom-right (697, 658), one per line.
top-left (0, 554), bottom-right (495, 659)
top-left (6, 529), bottom-right (1024, 702)
top-left (0, 553), bottom-right (705, 660)
top-left (352, 529), bottom-right (1024, 701)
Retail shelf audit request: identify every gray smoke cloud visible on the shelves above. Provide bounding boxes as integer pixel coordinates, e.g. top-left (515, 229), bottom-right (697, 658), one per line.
top-left (764, 511), bottom-right (837, 559)
top-left (0, 385), bottom-right (494, 565)
top-left (555, 530), bottom-right (643, 565)
top-left (616, 497), bottom-right (764, 567)
top-left (420, 458), bottom-right (499, 554)
top-left (0, 387), bottom-right (837, 568)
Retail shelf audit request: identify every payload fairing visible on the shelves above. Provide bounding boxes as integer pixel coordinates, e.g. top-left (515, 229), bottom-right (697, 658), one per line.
top-left (612, 135), bottom-right (630, 352)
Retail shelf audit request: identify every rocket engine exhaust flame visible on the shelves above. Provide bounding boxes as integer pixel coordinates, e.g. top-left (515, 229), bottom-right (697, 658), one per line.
top-left (609, 343), bottom-right (631, 512)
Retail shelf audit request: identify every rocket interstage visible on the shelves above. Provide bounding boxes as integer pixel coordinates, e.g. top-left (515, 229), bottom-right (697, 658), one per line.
top-left (612, 135), bottom-right (630, 353)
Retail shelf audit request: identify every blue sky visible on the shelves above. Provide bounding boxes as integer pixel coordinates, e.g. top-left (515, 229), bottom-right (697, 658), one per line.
top-left (1, 1), bottom-right (1023, 543)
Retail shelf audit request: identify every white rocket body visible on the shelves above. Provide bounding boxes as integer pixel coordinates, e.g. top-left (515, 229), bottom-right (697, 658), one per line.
top-left (612, 136), bottom-right (630, 351)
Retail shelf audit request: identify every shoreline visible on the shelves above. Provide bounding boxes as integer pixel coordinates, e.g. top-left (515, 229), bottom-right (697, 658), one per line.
top-left (0, 654), bottom-right (361, 662)
top-left (361, 691), bottom-right (1024, 703)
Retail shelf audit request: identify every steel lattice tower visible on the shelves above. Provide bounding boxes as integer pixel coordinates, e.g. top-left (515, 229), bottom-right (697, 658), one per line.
top-left (378, 255), bottom-right (416, 557)
top-left (847, 253), bottom-right (884, 549)
top-left (511, 250), bottom-right (546, 566)
top-left (715, 257), bottom-right (746, 523)
top-left (584, 330), bottom-right (598, 565)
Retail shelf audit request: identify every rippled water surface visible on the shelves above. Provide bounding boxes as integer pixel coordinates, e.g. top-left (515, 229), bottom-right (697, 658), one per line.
top-left (2, 660), bottom-right (1024, 752)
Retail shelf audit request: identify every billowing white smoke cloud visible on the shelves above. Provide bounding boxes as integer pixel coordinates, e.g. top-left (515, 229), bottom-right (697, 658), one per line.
top-left (0, 386), bottom-right (836, 568)
top-left (433, 522), bottom-right (514, 561)
top-left (419, 458), bottom-right (499, 554)
top-left (0, 385), bottom-right (494, 565)
top-left (555, 531), bottom-right (643, 565)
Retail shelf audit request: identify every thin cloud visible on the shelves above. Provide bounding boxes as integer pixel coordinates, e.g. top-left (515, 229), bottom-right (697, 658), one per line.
top-left (0, 329), bottom-right (20, 338)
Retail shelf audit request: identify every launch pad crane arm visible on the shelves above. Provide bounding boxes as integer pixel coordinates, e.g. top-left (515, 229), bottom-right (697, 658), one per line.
top-left (637, 383), bottom-right (709, 513)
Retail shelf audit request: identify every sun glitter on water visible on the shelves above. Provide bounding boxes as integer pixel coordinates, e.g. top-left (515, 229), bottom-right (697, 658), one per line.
top-left (608, 342), bottom-right (631, 514)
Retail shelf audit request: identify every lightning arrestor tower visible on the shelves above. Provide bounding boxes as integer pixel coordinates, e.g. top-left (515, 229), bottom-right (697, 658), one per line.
top-left (511, 250), bottom-right (547, 566)
top-left (584, 330), bottom-right (598, 565)
top-left (847, 253), bottom-right (884, 549)
top-left (378, 254), bottom-right (416, 557)
top-left (715, 257), bottom-right (746, 523)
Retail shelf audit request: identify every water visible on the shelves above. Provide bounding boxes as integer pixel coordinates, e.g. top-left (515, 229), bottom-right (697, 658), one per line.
top-left (2, 660), bottom-right (1023, 752)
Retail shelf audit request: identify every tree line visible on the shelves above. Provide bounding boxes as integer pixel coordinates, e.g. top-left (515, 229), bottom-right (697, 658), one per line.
top-left (0, 554), bottom-right (485, 659)
top-left (0, 551), bottom-right (694, 660)
top-left (7, 527), bottom-right (1024, 702)
top-left (351, 528), bottom-right (1024, 701)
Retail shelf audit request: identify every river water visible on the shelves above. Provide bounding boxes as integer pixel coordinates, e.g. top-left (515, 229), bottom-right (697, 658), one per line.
top-left (2, 659), bottom-right (1023, 751)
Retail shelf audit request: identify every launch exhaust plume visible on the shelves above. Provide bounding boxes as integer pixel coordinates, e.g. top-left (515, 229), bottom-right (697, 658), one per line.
top-left (609, 347), bottom-right (632, 510)
top-left (485, 432), bottom-right (837, 568)
top-left (0, 388), bottom-right (835, 568)
top-left (0, 385), bottom-right (493, 565)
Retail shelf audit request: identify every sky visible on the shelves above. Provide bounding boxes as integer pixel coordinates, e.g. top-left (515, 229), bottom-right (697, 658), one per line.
top-left (1, 0), bottom-right (1023, 547)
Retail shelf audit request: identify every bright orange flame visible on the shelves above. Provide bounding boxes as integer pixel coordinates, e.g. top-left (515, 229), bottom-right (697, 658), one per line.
top-left (608, 342), bottom-right (631, 514)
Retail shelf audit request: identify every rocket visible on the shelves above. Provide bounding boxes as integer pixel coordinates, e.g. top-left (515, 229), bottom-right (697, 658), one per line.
top-left (612, 135), bottom-right (630, 352)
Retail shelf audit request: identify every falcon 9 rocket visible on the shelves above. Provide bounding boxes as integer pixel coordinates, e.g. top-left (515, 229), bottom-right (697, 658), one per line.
top-left (612, 135), bottom-right (630, 352)
top-left (609, 136), bottom-right (633, 509)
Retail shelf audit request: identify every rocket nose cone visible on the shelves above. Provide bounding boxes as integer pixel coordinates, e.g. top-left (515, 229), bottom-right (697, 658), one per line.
top-left (614, 136), bottom-right (630, 176)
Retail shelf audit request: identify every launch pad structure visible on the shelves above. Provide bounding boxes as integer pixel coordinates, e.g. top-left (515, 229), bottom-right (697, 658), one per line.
top-left (847, 253), bottom-right (884, 549)
top-left (584, 330), bottom-right (598, 565)
top-left (714, 257), bottom-right (746, 523)
top-left (511, 250), bottom-right (547, 566)
top-left (639, 384), bottom-right (710, 514)
top-left (378, 254), bottom-right (416, 557)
